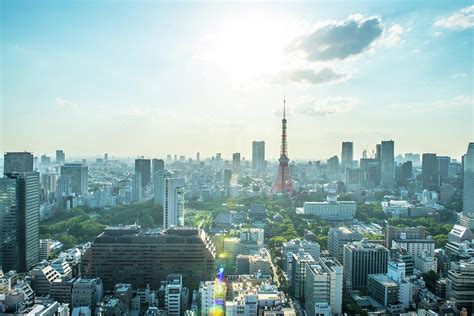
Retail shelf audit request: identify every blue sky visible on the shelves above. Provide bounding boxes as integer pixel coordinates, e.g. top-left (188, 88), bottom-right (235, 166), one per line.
top-left (1, 1), bottom-right (472, 160)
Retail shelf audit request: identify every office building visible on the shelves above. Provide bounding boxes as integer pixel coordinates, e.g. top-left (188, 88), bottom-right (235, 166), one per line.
top-left (360, 158), bottom-right (379, 187)
top-left (380, 140), bottom-right (395, 187)
top-left (343, 240), bottom-right (389, 290)
top-left (56, 150), bottom-right (65, 165)
top-left (72, 278), bottom-right (103, 311)
top-left (438, 156), bottom-right (450, 181)
top-left (164, 274), bottom-right (182, 316)
top-left (163, 177), bottom-right (185, 229)
top-left (199, 281), bottom-right (216, 316)
top-left (232, 153), bottom-right (241, 173)
top-left (299, 196), bottom-right (356, 221)
top-left (414, 252), bottom-right (437, 273)
top-left (367, 274), bottom-right (399, 307)
top-left (152, 159), bottom-right (165, 174)
top-left (291, 251), bottom-right (315, 300)
top-left (462, 143), bottom-right (474, 226)
top-left (252, 141), bottom-right (265, 172)
top-left (446, 260), bottom-right (474, 313)
top-left (305, 257), bottom-right (343, 316)
top-left (385, 225), bottom-right (426, 249)
top-left (56, 176), bottom-right (72, 201)
top-left (31, 264), bottom-right (62, 296)
top-left (422, 153), bottom-right (440, 191)
top-left (401, 161), bottom-right (413, 183)
top-left (81, 226), bottom-right (215, 291)
top-left (391, 238), bottom-right (435, 257)
top-left (327, 155), bottom-right (339, 176)
top-left (51, 277), bottom-right (76, 305)
top-left (60, 163), bottom-right (88, 195)
top-left (4, 152), bottom-right (34, 174)
top-left (153, 170), bottom-right (170, 206)
top-left (328, 227), bottom-right (362, 263)
top-left (135, 158), bottom-right (151, 187)
top-left (341, 141), bottom-right (353, 171)
top-left (0, 172), bottom-right (39, 272)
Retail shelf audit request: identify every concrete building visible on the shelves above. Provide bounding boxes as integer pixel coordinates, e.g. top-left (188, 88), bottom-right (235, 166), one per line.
top-left (31, 265), bottom-right (62, 296)
top-left (50, 277), bottom-right (76, 305)
top-left (299, 196), bottom-right (356, 221)
top-left (414, 252), bottom-right (438, 273)
top-left (327, 227), bottom-right (362, 263)
top-left (60, 163), bottom-right (88, 195)
top-left (164, 274), bottom-right (182, 316)
top-left (163, 177), bottom-right (185, 229)
top-left (0, 172), bottom-right (40, 272)
top-left (446, 259), bottom-right (474, 313)
top-left (304, 257), bottom-right (343, 316)
top-left (367, 274), bottom-right (399, 307)
top-left (56, 150), bottom-right (65, 165)
top-left (391, 238), bottom-right (436, 257)
top-left (199, 281), bottom-right (216, 316)
top-left (422, 153), bottom-right (440, 191)
top-left (291, 251), bottom-right (315, 300)
top-left (81, 226), bottom-right (215, 291)
top-left (462, 143), bottom-right (474, 228)
top-left (341, 141), bottom-right (354, 172)
top-left (135, 158), bottom-right (151, 188)
top-left (71, 278), bottom-right (103, 311)
top-left (252, 141), bottom-right (266, 172)
top-left (380, 140), bottom-right (395, 187)
top-left (343, 240), bottom-right (389, 290)
top-left (385, 225), bottom-right (426, 249)
top-left (249, 249), bottom-right (273, 276)
top-left (4, 152), bottom-right (34, 174)
top-left (153, 170), bottom-right (170, 206)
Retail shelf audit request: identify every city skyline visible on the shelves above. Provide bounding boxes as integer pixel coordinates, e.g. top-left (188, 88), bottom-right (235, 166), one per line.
top-left (1, 1), bottom-right (472, 159)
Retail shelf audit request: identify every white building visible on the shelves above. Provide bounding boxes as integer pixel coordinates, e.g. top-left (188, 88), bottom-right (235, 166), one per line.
top-left (304, 257), bottom-right (343, 316)
top-left (163, 178), bottom-right (185, 229)
top-left (392, 239), bottom-right (435, 257)
top-left (165, 274), bottom-right (182, 316)
top-left (387, 260), bottom-right (411, 310)
top-left (414, 252), bottom-right (438, 274)
top-left (199, 281), bottom-right (215, 315)
top-left (298, 196), bottom-right (356, 220)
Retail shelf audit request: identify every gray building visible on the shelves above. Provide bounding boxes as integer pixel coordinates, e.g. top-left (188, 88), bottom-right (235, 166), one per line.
top-left (60, 163), bottom-right (88, 195)
top-left (72, 278), bottom-right (103, 311)
top-left (135, 158), bottom-right (151, 188)
top-left (4, 152), bottom-right (34, 174)
top-left (341, 141), bottom-right (354, 172)
top-left (422, 153), bottom-right (439, 191)
top-left (328, 227), bottom-right (362, 263)
top-left (252, 141), bottom-right (265, 172)
top-left (380, 140), bottom-right (395, 187)
top-left (463, 143), bottom-right (474, 220)
top-left (343, 240), bottom-right (389, 290)
top-left (0, 172), bottom-right (40, 272)
top-left (56, 150), bottom-right (65, 165)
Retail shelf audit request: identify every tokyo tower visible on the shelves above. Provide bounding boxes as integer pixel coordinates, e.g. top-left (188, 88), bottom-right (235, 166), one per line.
top-left (272, 99), bottom-right (294, 194)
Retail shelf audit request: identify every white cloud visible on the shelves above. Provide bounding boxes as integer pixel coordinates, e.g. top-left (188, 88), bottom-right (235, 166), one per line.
top-left (295, 96), bottom-right (358, 117)
top-left (407, 95), bottom-right (472, 112)
top-left (271, 67), bottom-right (350, 86)
top-left (379, 24), bottom-right (404, 47)
top-left (293, 15), bottom-right (384, 61)
top-left (55, 98), bottom-right (78, 110)
top-left (434, 5), bottom-right (474, 30)
top-left (451, 73), bottom-right (467, 79)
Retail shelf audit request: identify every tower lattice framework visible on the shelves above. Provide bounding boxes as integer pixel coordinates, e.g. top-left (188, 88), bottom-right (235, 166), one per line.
top-left (272, 99), bottom-right (294, 194)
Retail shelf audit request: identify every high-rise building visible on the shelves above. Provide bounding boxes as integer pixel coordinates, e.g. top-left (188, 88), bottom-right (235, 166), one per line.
top-left (56, 150), bottom-right (65, 165)
top-left (422, 153), bottom-right (440, 190)
top-left (327, 156), bottom-right (339, 176)
top-left (360, 158), bottom-right (379, 187)
top-left (152, 159), bottom-right (165, 174)
top-left (60, 163), bottom-right (88, 195)
top-left (273, 100), bottom-right (294, 193)
top-left (135, 158), bottom-right (151, 187)
top-left (165, 274), bottom-right (183, 316)
top-left (462, 143), bottom-right (474, 219)
top-left (163, 178), bottom-right (185, 229)
top-left (4, 152), bottom-right (34, 174)
top-left (343, 240), bottom-right (389, 290)
top-left (81, 226), bottom-right (215, 291)
top-left (153, 170), bottom-right (170, 206)
top-left (380, 141), bottom-right (395, 187)
top-left (341, 142), bottom-right (354, 172)
top-left (291, 251), bottom-right (315, 300)
top-left (305, 257), bottom-right (343, 316)
top-left (446, 260), bottom-right (474, 313)
top-left (438, 156), bottom-right (450, 181)
top-left (232, 153), bottom-right (241, 173)
top-left (0, 172), bottom-right (40, 272)
top-left (327, 227), bottom-right (362, 263)
top-left (401, 161), bottom-right (413, 183)
top-left (252, 141), bottom-right (265, 172)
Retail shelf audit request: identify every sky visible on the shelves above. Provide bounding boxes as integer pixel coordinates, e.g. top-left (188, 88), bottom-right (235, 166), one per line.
top-left (1, 1), bottom-right (473, 161)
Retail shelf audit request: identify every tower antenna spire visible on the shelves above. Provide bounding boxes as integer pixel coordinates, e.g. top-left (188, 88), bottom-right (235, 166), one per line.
top-left (283, 98), bottom-right (286, 119)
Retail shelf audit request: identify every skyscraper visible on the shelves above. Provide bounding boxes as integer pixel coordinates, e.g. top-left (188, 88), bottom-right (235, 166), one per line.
top-left (422, 153), bottom-right (440, 191)
top-left (135, 158), bottom-right (151, 187)
top-left (380, 140), bottom-right (395, 187)
top-left (60, 163), bottom-right (88, 195)
top-left (153, 170), bottom-right (170, 206)
top-left (252, 141), bottom-right (265, 172)
top-left (0, 172), bottom-right (40, 272)
top-left (343, 239), bottom-right (389, 290)
top-left (232, 153), bottom-right (241, 173)
top-left (272, 100), bottom-right (294, 193)
top-left (4, 152), bottom-right (34, 174)
top-left (463, 143), bottom-right (474, 218)
top-left (56, 150), bottom-right (65, 165)
top-left (437, 156), bottom-right (450, 182)
top-left (341, 141), bottom-right (354, 172)
top-left (163, 177), bottom-right (185, 229)
top-left (152, 159), bottom-right (165, 174)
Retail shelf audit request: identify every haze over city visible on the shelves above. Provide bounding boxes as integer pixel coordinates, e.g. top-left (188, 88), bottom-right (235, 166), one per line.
top-left (1, 1), bottom-right (472, 159)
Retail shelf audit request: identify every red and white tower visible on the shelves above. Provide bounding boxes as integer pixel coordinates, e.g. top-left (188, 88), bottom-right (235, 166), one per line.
top-left (272, 99), bottom-right (294, 194)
